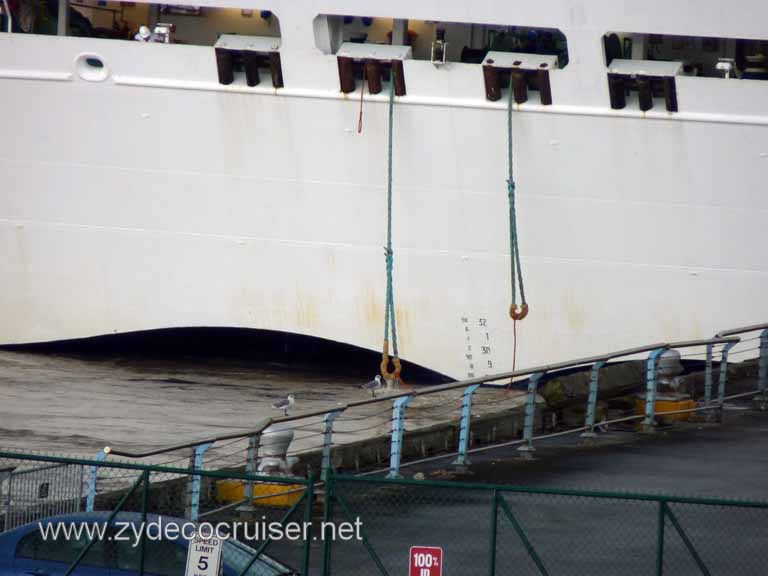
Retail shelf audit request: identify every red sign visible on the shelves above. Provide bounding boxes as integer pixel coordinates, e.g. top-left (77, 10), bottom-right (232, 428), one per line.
top-left (409, 546), bottom-right (443, 576)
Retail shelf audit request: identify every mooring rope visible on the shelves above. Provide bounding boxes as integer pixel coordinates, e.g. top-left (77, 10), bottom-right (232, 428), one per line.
top-left (507, 79), bottom-right (528, 382)
top-left (357, 68), bottom-right (366, 134)
top-left (381, 79), bottom-right (402, 382)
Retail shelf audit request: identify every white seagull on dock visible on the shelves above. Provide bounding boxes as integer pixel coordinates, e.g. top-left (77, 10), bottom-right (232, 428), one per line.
top-left (272, 393), bottom-right (295, 416)
top-left (360, 375), bottom-right (384, 398)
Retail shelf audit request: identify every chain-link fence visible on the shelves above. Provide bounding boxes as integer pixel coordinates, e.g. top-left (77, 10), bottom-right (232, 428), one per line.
top-left (2, 448), bottom-right (768, 576)
top-left (323, 473), bottom-right (768, 576)
top-left (0, 451), bottom-right (315, 576)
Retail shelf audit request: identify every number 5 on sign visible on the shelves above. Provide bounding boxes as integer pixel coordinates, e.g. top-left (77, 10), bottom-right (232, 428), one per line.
top-left (409, 546), bottom-right (443, 576)
top-left (185, 534), bottom-right (223, 576)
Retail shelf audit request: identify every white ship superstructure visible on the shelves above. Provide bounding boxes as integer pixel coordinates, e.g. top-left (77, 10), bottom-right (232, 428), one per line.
top-left (1, 0), bottom-right (767, 378)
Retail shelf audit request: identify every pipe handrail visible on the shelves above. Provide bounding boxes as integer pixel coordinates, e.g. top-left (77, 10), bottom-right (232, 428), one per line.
top-left (717, 322), bottom-right (768, 337)
top-left (106, 334), bottom-right (743, 459)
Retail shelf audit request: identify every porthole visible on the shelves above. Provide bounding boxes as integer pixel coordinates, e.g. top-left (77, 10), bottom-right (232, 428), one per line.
top-left (75, 54), bottom-right (110, 82)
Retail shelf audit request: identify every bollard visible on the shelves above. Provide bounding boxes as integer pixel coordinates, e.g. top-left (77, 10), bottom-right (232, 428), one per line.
top-left (387, 396), bottom-right (413, 479)
top-left (642, 348), bottom-right (667, 432)
top-left (268, 51), bottom-right (284, 88)
top-left (582, 361), bottom-right (606, 439)
top-left (321, 411), bottom-right (343, 481)
top-left (186, 443), bottom-right (212, 521)
top-left (86, 449), bottom-right (108, 512)
top-left (452, 384), bottom-right (481, 468)
top-left (716, 341), bottom-right (737, 421)
top-left (637, 75), bottom-right (653, 111)
top-left (517, 372), bottom-right (545, 459)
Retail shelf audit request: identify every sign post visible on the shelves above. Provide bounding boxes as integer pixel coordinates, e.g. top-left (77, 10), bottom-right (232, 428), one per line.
top-left (409, 546), bottom-right (443, 576)
top-left (185, 534), bottom-right (223, 576)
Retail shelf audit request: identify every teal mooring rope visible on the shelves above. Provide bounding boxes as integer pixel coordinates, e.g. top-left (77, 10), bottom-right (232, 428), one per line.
top-left (507, 85), bottom-right (528, 319)
top-left (382, 80), bottom-right (401, 379)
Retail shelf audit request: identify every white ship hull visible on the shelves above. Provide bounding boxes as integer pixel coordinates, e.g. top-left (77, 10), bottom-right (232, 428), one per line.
top-left (1, 1), bottom-right (767, 378)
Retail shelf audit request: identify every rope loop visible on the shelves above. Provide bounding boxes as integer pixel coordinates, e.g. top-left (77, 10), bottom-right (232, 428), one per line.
top-left (510, 302), bottom-right (529, 321)
top-left (380, 340), bottom-right (402, 380)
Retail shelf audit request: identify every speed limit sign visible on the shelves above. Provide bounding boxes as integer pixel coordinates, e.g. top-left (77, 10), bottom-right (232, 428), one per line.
top-left (185, 534), bottom-right (223, 576)
top-left (409, 546), bottom-right (443, 576)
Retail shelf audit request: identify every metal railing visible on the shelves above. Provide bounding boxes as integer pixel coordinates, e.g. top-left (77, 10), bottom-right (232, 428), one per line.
top-left (89, 322), bottom-right (768, 512)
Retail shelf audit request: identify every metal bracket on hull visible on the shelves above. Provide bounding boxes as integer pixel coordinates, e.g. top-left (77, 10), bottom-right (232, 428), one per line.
top-left (336, 42), bottom-right (410, 95)
top-left (482, 51), bottom-right (557, 105)
top-left (607, 59), bottom-right (681, 112)
top-left (214, 35), bottom-right (284, 88)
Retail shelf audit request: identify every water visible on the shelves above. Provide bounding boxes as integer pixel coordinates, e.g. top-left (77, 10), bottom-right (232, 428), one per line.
top-left (0, 350), bottom-right (369, 456)
top-left (0, 349), bottom-right (525, 465)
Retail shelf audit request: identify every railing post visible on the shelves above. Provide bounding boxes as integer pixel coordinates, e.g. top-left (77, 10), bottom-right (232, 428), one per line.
top-left (386, 395), bottom-right (413, 479)
top-left (716, 341), bottom-right (737, 422)
top-left (581, 361), bottom-right (606, 439)
top-left (517, 372), bottom-right (545, 459)
top-left (86, 449), bottom-right (108, 512)
top-left (755, 329), bottom-right (768, 411)
top-left (244, 434), bottom-right (260, 502)
top-left (321, 411), bottom-right (342, 482)
top-left (186, 442), bottom-right (212, 521)
top-left (453, 384), bottom-right (481, 468)
top-left (643, 348), bottom-right (667, 433)
top-left (704, 343), bottom-right (714, 404)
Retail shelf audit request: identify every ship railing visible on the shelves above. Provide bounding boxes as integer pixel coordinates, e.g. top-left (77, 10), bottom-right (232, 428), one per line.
top-left (93, 322), bottom-right (766, 515)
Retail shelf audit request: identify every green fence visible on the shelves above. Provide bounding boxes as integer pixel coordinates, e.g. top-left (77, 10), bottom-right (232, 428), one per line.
top-left (323, 474), bottom-right (768, 576)
top-left (1, 451), bottom-right (767, 576)
top-left (0, 451), bottom-right (314, 576)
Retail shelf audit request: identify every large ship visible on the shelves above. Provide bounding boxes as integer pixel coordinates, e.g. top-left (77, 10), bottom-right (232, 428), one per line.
top-left (1, 0), bottom-right (766, 379)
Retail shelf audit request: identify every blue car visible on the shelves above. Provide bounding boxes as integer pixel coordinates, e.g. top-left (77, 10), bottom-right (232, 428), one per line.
top-left (0, 513), bottom-right (296, 576)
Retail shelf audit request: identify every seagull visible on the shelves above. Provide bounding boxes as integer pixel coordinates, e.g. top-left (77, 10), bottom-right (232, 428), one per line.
top-left (360, 375), bottom-right (384, 398)
top-left (272, 393), bottom-right (295, 416)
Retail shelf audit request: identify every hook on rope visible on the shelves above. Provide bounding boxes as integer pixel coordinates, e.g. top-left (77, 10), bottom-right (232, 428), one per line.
top-left (380, 340), bottom-right (402, 381)
top-left (510, 302), bottom-right (529, 321)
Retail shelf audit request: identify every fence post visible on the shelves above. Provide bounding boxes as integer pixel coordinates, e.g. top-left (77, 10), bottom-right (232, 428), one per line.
top-left (321, 411), bottom-right (342, 482)
top-left (453, 384), bottom-right (481, 468)
top-left (755, 330), bottom-right (768, 411)
top-left (517, 372), bottom-right (545, 459)
top-left (321, 472), bottom-right (335, 576)
top-left (138, 469), bottom-right (150, 576)
top-left (716, 341), bottom-right (737, 422)
top-left (656, 500), bottom-right (667, 576)
top-left (488, 490), bottom-right (498, 576)
top-left (642, 348), bottom-right (667, 433)
top-left (86, 449), bottom-right (108, 512)
top-left (302, 473), bottom-right (315, 576)
top-left (186, 442), bottom-right (212, 521)
top-left (582, 361), bottom-right (606, 439)
top-left (387, 395), bottom-right (413, 479)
